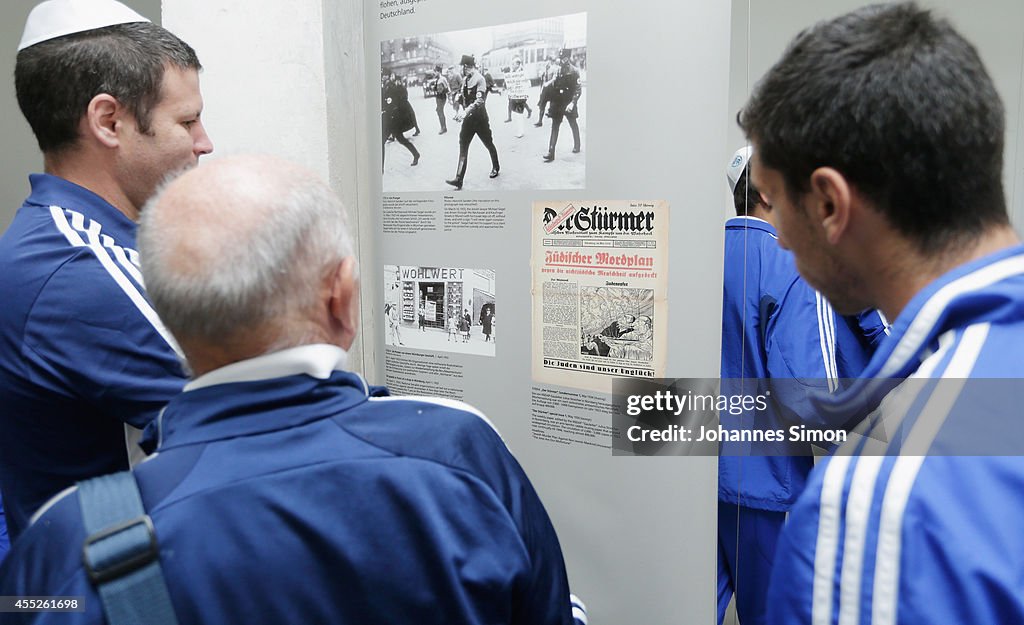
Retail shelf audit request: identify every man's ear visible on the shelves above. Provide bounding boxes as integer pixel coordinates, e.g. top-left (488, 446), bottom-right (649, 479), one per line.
top-left (328, 256), bottom-right (360, 349)
top-left (84, 93), bottom-right (123, 149)
top-left (808, 167), bottom-right (852, 245)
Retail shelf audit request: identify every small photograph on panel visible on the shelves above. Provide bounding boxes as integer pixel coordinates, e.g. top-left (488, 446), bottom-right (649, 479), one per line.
top-left (380, 12), bottom-right (587, 192)
top-left (384, 265), bottom-right (496, 357)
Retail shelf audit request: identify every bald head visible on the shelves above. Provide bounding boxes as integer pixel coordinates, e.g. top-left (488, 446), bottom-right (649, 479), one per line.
top-left (138, 155), bottom-right (357, 371)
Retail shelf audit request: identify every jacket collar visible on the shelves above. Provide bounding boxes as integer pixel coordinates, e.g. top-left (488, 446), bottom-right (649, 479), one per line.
top-left (184, 344), bottom-right (351, 391)
top-left (26, 173), bottom-right (136, 233)
top-left (725, 215), bottom-right (775, 237)
top-left (817, 244), bottom-right (1024, 424)
top-left (158, 345), bottom-right (372, 449)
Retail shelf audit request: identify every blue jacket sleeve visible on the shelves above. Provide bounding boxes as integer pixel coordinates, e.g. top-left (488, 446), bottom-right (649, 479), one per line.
top-left (448, 416), bottom-right (576, 625)
top-left (763, 278), bottom-right (836, 426)
top-left (21, 252), bottom-right (186, 429)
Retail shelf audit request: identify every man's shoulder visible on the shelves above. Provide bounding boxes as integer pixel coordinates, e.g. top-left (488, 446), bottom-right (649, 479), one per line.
top-left (352, 395), bottom-right (504, 451)
top-left (0, 203), bottom-right (144, 340)
top-left (22, 241), bottom-right (159, 340)
top-left (966, 319), bottom-right (1024, 370)
top-left (2, 485), bottom-right (89, 592)
top-left (339, 395), bottom-right (516, 484)
top-left (0, 202), bottom-right (90, 271)
top-left (724, 216), bottom-right (778, 241)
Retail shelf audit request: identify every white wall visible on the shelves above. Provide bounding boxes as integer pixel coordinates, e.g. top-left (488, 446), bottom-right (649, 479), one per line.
top-left (727, 0), bottom-right (1024, 229)
top-left (163, 0), bottom-right (373, 372)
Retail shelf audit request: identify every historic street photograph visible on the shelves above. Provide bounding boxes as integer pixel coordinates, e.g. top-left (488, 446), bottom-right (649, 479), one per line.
top-left (380, 13), bottom-right (587, 192)
top-left (384, 265), bottom-right (497, 357)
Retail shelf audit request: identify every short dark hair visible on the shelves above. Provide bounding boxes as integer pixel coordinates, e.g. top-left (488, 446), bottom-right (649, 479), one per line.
top-left (732, 165), bottom-right (766, 217)
top-left (738, 2), bottom-right (1007, 253)
top-left (15, 22), bottom-right (201, 154)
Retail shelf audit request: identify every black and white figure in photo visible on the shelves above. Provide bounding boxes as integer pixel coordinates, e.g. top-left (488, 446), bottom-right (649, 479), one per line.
top-left (446, 65), bottom-right (463, 117)
top-left (542, 48), bottom-right (582, 162)
top-left (381, 71), bottom-right (420, 171)
top-left (383, 265), bottom-right (496, 357)
top-left (446, 53), bottom-right (501, 190)
top-left (505, 56), bottom-right (532, 138)
top-left (427, 64), bottom-right (450, 134)
top-left (579, 287), bottom-right (655, 362)
top-left (384, 302), bottom-right (404, 346)
top-left (534, 55), bottom-right (558, 128)
top-left (480, 304), bottom-right (496, 342)
top-left (380, 13), bottom-right (587, 192)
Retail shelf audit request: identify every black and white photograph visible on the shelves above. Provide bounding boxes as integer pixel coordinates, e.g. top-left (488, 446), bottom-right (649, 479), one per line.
top-left (579, 287), bottom-right (654, 362)
top-left (380, 13), bottom-right (587, 192)
top-left (384, 265), bottom-right (496, 356)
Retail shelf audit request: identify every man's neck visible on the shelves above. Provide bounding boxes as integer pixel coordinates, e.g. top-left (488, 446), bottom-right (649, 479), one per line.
top-left (45, 152), bottom-right (139, 222)
top-left (875, 224), bottom-right (1021, 321)
top-left (746, 204), bottom-right (774, 227)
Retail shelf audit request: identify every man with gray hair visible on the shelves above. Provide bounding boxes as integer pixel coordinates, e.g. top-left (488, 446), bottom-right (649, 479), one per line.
top-left (0, 155), bottom-right (582, 625)
top-left (0, 0), bottom-right (213, 541)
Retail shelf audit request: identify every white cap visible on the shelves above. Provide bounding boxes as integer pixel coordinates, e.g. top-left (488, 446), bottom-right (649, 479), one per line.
top-left (726, 146), bottom-right (753, 193)
top-left (18, 0), bottom-right (150, 52)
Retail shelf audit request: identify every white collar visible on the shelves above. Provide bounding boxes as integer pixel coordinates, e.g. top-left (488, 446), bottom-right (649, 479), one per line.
top-left (185, 344), bottom-right (349, 392)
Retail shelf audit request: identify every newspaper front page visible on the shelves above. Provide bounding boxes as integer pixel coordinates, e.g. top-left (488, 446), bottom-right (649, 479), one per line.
top-left (531, 200), bottom-right (669, 393)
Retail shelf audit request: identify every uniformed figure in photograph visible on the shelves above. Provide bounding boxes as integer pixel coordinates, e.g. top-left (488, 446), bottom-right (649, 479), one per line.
top-left (430, 64), bottom-right (449, 135)
top-left (382, 72), bottom-right (420, 169)
top-left (543, 49), bottom-right (582, 162)
top-left (446, 54), bottom-right (500, 190)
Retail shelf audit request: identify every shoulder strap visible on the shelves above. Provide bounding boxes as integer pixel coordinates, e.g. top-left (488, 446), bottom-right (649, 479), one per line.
top-left (78, 472), bottom-right (179, 625)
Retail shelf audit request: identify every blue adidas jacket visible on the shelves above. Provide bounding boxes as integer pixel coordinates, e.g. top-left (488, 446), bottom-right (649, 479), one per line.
top-left (0, 174), bottom-right (185, 539)
top-left (768, 244), bottom-right (1024, 625)
top-left (0, 345), bottom-right (576, 625)
top-left (719, 217), bottom-right (881, 509)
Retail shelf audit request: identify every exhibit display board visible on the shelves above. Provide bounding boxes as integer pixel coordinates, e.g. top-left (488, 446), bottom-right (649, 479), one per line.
top-left (365, 1), bottom-right (731, 622)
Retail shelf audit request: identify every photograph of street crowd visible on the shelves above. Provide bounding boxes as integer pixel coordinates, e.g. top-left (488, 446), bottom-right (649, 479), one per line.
top-left (381, 13), bottom-right (587, 192)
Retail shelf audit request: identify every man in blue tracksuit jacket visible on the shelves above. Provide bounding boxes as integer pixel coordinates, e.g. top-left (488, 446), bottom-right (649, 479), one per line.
top-left (717, 147), bottom-right (885, 625)
top-left (738, 3), bottom-right (1024, 623)
top-left (0, 155), bottom-right (583, 625)
top-left (0, 0), bottom-right (214, 540)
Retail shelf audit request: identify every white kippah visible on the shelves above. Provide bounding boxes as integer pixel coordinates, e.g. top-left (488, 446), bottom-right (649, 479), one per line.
top-left (726, 145), bottom-right (753, 193)
top-left (18, 0), bottom-right (150, 52)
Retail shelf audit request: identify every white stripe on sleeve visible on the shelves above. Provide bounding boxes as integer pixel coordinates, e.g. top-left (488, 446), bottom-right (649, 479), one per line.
top-left (815, 291), bottom-right (838, 392)
top-left (871, 323), bottom-right (988, 625)
top-left (812, 454), bottom-right (853, 625)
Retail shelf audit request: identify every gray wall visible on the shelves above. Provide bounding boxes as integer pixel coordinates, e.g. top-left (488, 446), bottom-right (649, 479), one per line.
top-left (727, 0), bottom-right (1024, 228)
top-left (0, 0), bottom-right (161, 234)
